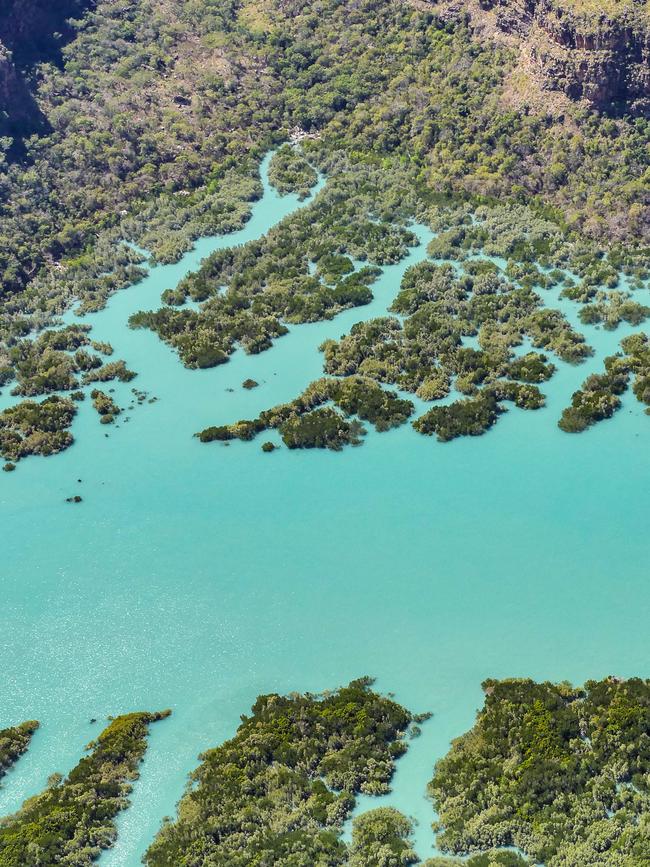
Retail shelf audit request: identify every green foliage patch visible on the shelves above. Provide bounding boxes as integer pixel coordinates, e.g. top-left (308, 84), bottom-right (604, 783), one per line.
top-left (0, 721), bottom-right (39, 782)
top-left (268, 144), bottom-right (318, 198)
top-left (144, 678), bottom-right (413, 866)
top-left (0, 710), bottom-right (169, 866)
top-left (197, 375), bottom-right (414, 450)
top-left (0, 395), bottom-right (77, 463)
top-left (429, 677), bottom-right (650, 867)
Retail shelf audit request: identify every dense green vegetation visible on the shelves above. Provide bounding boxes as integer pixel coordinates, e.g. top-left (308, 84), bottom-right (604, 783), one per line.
top-left (622, 332), bottom-right (650, 411)
top-left (91, 389), bottom-right (121, 424)
top-left (558, 354), bottom-right (630, 432)
top-left (268, 144), bottom-right (318, 198)
top-left (0, 710), bottom-right (169, 866)
top-left (1, 0), bottom-right (649, 393)
top-left (429, 677), bottom-right (650, 866)
top-left (320, 258), bottom-right (582, 443)
top-left (413, 393), bottom-right (503, 442)
top-left (413, 381), bottom-right (545, 441)
top-left (577, 290), bottom-right (650, 330)
top-left (349, 807), bottom-right (418, 866)
top-left (0, 685), bottom-right (426, 865)
top-left (129, 159), bottom-right (415, 368)
top-left (0, 324), bottom-right (133, 398)
top-left (559, 332), bottom-right (650, 432)
top-left (0, 0), bottom-right (647, 462)
top-left (0, 395), bottom-right (76, 465)
top-left (83, 360), bottom-right (136, 385)
top-left (507, 353), bottom-right (556, 383)
top-left (424, 853), bottom-right (528, 867)
top-left (279, 407), bottom-right (366, 450)
top-left (197, 375), bottom-right (413, 449)
top-left (7, 677), bottom-right (650, 865)
top-left (0, 721), bottom-right (38, 782)
top-left (144, 677), bottom-right (415, 866)
top-left (205, 251), bottom-right (583, 448)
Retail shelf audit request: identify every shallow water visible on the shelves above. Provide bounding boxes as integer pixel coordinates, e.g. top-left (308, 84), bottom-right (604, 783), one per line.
top-left (1, 153), bottom-right (649, 864)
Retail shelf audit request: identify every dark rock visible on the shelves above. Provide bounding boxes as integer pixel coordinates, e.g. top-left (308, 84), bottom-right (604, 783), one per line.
top-left (478, 0), bottom-right (650, 113)
top-left (0, 0), bottom-right (95, 148)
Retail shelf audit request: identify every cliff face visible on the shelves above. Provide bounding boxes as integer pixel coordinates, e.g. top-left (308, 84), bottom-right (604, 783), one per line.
top-left (479, 0), bottom-right (650, 113)
top-left (0, 42), bottom-right (46, 141)
top-left (0, 0), bottom-right (92, 65)
top-left (0, 0), bottom-right (92, 145)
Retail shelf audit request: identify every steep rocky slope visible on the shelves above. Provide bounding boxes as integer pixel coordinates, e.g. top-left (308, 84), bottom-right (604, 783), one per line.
top-left (0, 0), bottom-right (92, 141)
top-left (0, 43), bottom-right (45, 140)
top-left (0, 0), bottom-right (91, 64)
top-left (472, 0), bottom-right (650, 112)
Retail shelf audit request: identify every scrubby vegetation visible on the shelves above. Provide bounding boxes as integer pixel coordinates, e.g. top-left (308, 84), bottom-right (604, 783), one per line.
top-left (0, 0), bottom-right (647, 463)
top-left (207, 253), bottom-right (586, 449)
top-left (143, 677), bottom-right (413, 866)
top-left (414, 382), bottom-right (545, 442)
top-left (0, 710), bottom-right (169, 865)
top-left (4, 0), bottom-right (650, 312)
top-left (0, 721), bottom-right (39, 781)
top-left (349, 807), bottom-right (418, 866)
top-left (1, 0), bottom-right (650, 404)
top-left (558, 355), bottom-right (630, 432)
top-left (82, 360), bottom-right (136, 385)
top-left (424, 853), bottom-right (528, 867)
top-left (279, 407), bottom-right (366, 450)
top-left (578, 290), bottom-right (650, 330)
top-left (429, 677), bottom-right (650, 866)
top-left (559, 332), bottom-right (650, 432)
top-left (268, 144), bottom-right (318, 198)
top-left (414, 393), bottom-right (503, 442)
top-left (507, 353), bottom-right (556, 383)
top-left (319, 259), bottom-right (584, 443)
top-left (0, 396), bottom-right (76, 463)
top-left (129, 160), bottom-right (416, 368)
top-left (198, 375), bottom-right (413, 450)
top-left (622, 332), bottom-right (650, 411)
top-left (91, 389), bottom-right (121, 424)
top-left (1, 325), bottom-right (133, 397)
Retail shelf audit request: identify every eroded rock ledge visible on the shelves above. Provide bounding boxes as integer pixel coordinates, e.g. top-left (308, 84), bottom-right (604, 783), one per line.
top-left (432, 0), bottom-right (650, 113)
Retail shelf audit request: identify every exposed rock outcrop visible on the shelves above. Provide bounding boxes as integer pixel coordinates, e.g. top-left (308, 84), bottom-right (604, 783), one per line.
top-left (479, 0), bottom-right (650, 113)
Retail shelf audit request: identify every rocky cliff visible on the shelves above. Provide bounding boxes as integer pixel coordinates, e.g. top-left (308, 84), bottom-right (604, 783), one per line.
top-left (0, 0), bottom-right (92, 65)
top-left (0, 0), bottom-right (92, 144)
top-left (0, 42), bottom-right (45, 141)
top-left (478, 0), bottom-right (650, 113)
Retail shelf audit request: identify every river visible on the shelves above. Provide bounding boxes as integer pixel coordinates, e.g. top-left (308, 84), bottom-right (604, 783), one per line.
top-left (1, 152), bottom-right (649, 864)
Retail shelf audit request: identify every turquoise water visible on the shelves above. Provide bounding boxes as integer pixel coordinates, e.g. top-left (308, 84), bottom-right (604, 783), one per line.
top-left (1, 153), bottom-right (650, 864)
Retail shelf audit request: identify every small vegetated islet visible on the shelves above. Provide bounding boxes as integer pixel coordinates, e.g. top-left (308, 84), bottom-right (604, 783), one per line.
top-left (143, 677), bottom-right (418, 866)
top-left (0, 711), bottom-right (170, 866)
top-left (0, 721), bottom-right (39, 781)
